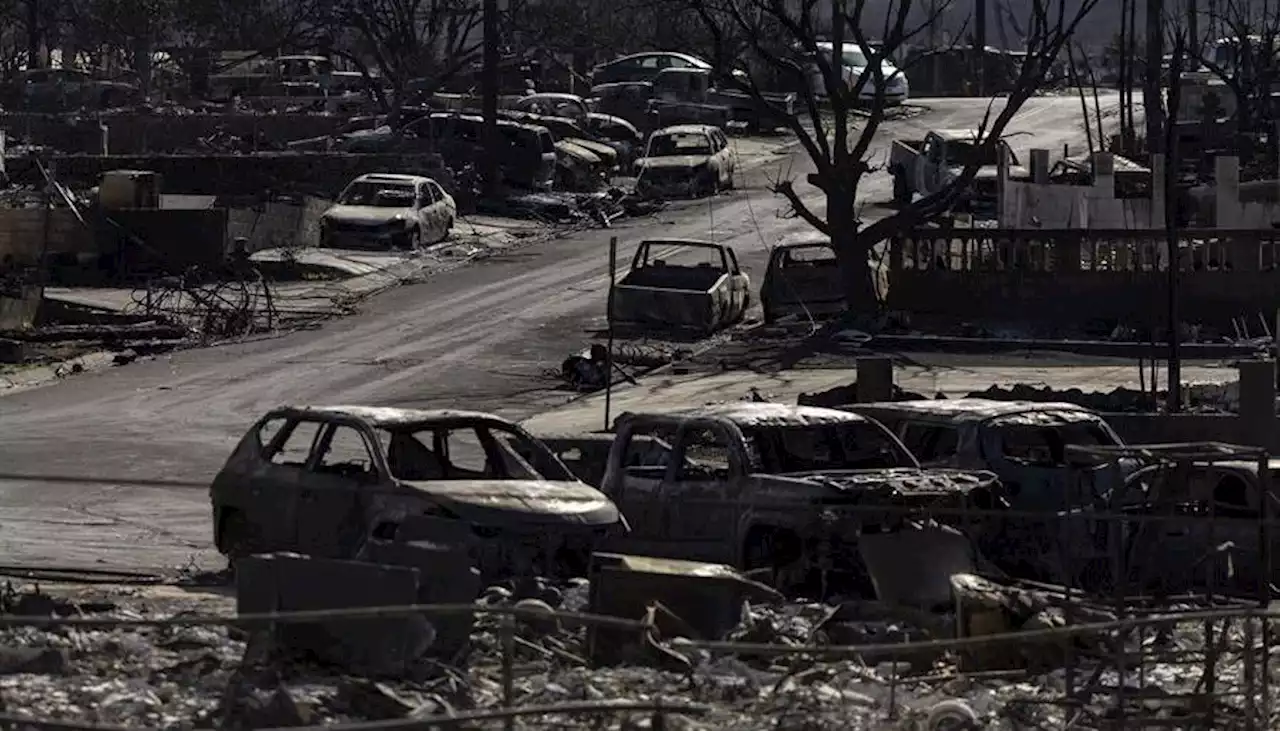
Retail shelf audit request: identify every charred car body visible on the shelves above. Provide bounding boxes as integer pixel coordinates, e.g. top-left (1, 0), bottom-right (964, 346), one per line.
top-left (760, 236), bottom-right (847, 325)
top-left (210, 406), bottom-right (623, 579)
top-left (593, 403), bottom-right (1004, 594)
top-left (609, 239), bottom-right (751, 332)
top-left (319, 173), bottom-right (456, 249)
top-left (889, 129), bottom-right (1029, 215)
top-left (636, 124), bottom-right (736, 198)
top-left (841, 399), bottom-right (1135, 512)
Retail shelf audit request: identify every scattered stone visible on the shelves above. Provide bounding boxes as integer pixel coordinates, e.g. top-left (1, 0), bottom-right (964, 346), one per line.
top-left (336, 679), bottom-right (416, 719)
top-left (0, 646), bottom-right (68, 676)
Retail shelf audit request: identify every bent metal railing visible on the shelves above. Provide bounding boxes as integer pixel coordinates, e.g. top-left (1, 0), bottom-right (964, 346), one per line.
top-left (890, 228), bottom-right (1280, 275)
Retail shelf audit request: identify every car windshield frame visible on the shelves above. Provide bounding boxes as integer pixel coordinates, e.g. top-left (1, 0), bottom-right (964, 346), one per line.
top-left (742, 421), bottom-right (917, 474)
top-left (650, 132), bottom-right (712, 156)
top-left (375, 420), bottom-right (575, 482)
top-left (338, 181), bottom-right (417, 207)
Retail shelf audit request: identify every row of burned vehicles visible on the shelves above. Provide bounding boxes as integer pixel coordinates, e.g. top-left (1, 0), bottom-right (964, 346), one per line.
top-left (210, 397), bottom-right (1276, 602)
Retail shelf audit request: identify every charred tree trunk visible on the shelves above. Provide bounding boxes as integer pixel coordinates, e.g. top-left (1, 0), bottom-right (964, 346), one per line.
top-left (1145, 0), bottom-right (1165, 152)
top-left (830, 190), bottom-right (877, 310)
top-left (25, 0), bottom-right (40, 69)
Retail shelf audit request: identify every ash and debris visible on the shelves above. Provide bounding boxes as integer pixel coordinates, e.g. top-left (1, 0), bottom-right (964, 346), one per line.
top-left (0, 581), bottom-right (1272, 730)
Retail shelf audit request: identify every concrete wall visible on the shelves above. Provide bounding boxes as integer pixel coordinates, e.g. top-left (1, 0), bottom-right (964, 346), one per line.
top-left (0, 113), bottom-right (349, 155)
top-left (8, 153), bottom-right (452, 199)
top-left (99, 208), bottom-right (229, 278)
top-left (0, 208), bottom-right (92, 266)
top-left (228, 197), bottom-right (332, 253)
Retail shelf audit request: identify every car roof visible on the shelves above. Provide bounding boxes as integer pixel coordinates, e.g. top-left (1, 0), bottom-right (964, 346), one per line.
top-left (273, 405), bottom-right (518, 428)
top-left (622, 402), bottom-right (871, 428)
top-left (654, 124), bottom-right (717, 135)
top-left (777, 233), bottom-right (832, 247)
top-left (353, 173), bottom-right (431, 185)
top-left (931, 128), bottom-right (985, 141)
top-left (607, 51), bottom-right (710, 67)
top-left (845, 399), bottom-right (1100, 424)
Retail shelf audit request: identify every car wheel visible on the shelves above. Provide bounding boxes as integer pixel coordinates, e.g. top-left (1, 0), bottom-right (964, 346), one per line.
top-left (218, 510), bottom-right (258, 560)
top-left (407, 227), bottom-right (422, 250)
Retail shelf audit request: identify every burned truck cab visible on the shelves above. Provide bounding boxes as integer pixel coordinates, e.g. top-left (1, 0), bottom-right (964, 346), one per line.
top-left (597, 403), bottom-right (1004, 595)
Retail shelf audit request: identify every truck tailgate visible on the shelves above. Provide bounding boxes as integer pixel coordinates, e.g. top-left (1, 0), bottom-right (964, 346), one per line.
top-left (610, 284), bottom-right (717, 330)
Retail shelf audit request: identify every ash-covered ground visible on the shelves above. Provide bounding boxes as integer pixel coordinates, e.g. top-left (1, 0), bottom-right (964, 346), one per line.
top-left (0, 580), bottom-right (1265, 730)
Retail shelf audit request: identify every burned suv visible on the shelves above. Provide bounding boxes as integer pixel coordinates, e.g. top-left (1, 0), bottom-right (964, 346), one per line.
top-left (210, 406), bottom-right (622, 577)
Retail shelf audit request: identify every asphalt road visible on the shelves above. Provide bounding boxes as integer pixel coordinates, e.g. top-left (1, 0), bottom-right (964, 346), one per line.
top-left (0, 94), bottom-right (1114, 571)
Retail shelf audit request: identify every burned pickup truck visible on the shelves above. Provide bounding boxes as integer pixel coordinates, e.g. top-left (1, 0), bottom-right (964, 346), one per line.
top-left (888, 128), bottom-right (1029, 215)
top-left (593, 403), bottom-right (1005, 594)
top-left (210, 406), bottom-right (623, 578)
top-left (610, 239), bottom-right (751, 333)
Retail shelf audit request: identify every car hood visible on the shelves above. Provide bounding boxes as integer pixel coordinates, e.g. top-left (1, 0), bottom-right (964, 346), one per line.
top-left (637, 155), bottom-right (712, 169)
top-left (566, 137), bottom-right (618, 161)
top-left (947, 165), bottom-right (1030, 180)
top-left (556, 139), bottom-right (603, 164)
top-left (401, 479), bottom-right (621, 526)
top-left (323, 205), bottom-right (411, 225)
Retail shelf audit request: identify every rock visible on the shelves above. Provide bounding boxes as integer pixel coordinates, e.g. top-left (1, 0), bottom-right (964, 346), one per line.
top-left (513, 598), bottom-right (559, 633)
top-left (336, 679), bottom-right (416, 720)
top-left (222, 686), bottom-right (313, 729)
top-left (112, 349), bottom-right (138, 366)
top-left (0, 646), bottom-right (68, 675)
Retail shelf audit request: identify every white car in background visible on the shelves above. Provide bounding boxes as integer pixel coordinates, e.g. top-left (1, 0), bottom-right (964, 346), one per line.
top-left (319, 173), bottom-right (456, 250)
top-left (805, 41), bottom-right (909, 105)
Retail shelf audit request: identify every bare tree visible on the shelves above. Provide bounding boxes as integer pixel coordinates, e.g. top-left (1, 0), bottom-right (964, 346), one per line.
top-left (692, 0), bottom-right (1101, 309)
top-left (1187, 0), bottom-right (1280, 139)
top-left (329, 0), bottom-right (483, 116)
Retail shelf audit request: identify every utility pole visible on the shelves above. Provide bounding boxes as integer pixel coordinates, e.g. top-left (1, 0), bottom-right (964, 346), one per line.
top-left (481, 0), bottom-right (501, 199)
top-left (1145, 0), bottom-right (1166, 153)
top-left (975, 0), bottom-right (988, 95)
top-left (1164, 33), bottom-right (1186, 414)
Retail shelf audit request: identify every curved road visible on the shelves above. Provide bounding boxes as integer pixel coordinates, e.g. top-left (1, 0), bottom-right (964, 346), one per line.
top-left (0, 94), bottom-right (1111, 570)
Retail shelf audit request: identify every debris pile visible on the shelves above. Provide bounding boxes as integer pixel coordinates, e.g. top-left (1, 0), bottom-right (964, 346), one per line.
top-left (0, 572), bottom-right (1270, 731)
top-left (967, 381), bottom-right (1242, 413)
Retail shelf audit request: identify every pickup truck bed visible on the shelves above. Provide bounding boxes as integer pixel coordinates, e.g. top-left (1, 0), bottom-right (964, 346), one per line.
top-left (609, 240), bottom-right (751, 332)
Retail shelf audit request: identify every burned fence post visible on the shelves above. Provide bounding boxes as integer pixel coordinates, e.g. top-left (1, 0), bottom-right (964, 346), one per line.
top-left (604, 236), bottom-right (618, 431)
top-left (856, 357), bottom-right (893, 402)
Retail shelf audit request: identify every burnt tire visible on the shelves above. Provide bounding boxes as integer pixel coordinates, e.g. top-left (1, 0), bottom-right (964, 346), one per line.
top-left (743, 527), bottom-right (802, 587)
top-left (408, 227), bottom-right (423, 250)
top-left (218, 510), bottom-right (258, 560)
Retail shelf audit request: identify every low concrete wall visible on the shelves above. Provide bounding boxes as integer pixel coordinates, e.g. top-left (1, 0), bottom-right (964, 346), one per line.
top-left (0, 113), bottom-right (349, 155)
top-left (1102, 412), bottom-right (1259, 448)
top-left (8, 153), bottom-right (452, 199)
top-left (99, 208), bottom-right (229, 278)
top-left (0, 208), bottom-right (93, 266)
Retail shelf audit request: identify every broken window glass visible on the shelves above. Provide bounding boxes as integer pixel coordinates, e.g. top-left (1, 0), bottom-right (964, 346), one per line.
top-left (676, 428), bottom-right (731, 480)
top-left (376, 423), bottom-right (560, 482)
top-left (256, 417), bottom-right (287, 453)
top-left (746, 422), bottom-right (911, 473)
top-left (619, 422), bottom-right (678, 479)
top-left (314, 426), bottom-right (376, 479)
top-left (270, 420), bottom-right (323, 467)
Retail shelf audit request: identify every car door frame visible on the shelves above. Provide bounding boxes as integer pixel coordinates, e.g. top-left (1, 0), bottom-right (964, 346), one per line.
top-left (414, 180), bottom-right (440, 241)
top-left (241, 415), bottom-right (327, 552)
top-left (656, 418), bottom-right (743, 564)
top-left (294, 417), bottom-right (385, 559)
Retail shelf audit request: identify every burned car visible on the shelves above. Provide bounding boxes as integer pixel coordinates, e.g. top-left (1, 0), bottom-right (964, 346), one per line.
top-left (210, 406), bottom-right (623, 578)
top-left (595, 403), bottom-right (1004, 594)
top-left (842, 399), bottom-right (1135, 512)
top-left (319, 173), bottom-right (456, 249)
top-left (635, 124), bottom-right (736, 198)
top-left (760, 236), bottom-right (846, 325)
